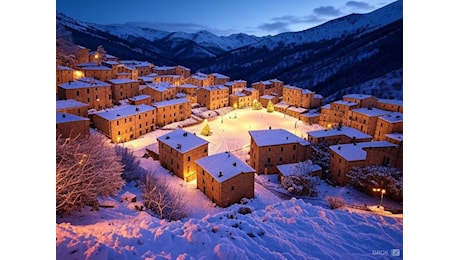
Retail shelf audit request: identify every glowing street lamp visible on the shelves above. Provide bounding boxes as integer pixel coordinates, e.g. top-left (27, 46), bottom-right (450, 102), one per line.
top-left (372, 188), bottom-right (386, 208)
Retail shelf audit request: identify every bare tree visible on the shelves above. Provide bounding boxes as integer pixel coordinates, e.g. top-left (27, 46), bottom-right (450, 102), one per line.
top-left (56, 23), bottom-right (78, 67)
top-left (141, 172), bottom-right (187, 221)
top-left (95, 45), bottom-right (107, 64)
top-left (115, 146), bottom-right (147, 183)
top-left (56, 134), bottom-right (125, 216)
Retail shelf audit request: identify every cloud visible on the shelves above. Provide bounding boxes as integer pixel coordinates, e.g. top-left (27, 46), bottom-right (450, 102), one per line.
top-left (313, 6), bottom-right (343, 17)
top-left (258, 22), bottom-right (291, 34)
top-left (258, 15), bottom-right (326, 35)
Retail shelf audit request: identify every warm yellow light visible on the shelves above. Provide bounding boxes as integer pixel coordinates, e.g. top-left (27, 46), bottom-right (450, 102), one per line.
top-left (327, 123), bottom-right (332, 129)
top-left (95, 54), bottom-right (99, 59)
top-left (233, 103), bottom-right (237, 109)
top-left (382, 189), bottom-right (386, 194)
top-left (117, 136), bottom-right (121, 143)
top-left (73, 70), bottom-right (84, 80)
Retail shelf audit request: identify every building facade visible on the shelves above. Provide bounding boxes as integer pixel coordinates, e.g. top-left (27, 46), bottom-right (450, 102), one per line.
top-left (92, 104), bottom-right (156, 143)
top-left (195, 152), bottom-right (255, 207)
top-left (153, 98), bottom-right (191, 127)
top-left (248, 129), bottom-right (311, 174)
top-left (157, 129), bottom-right (209, 182)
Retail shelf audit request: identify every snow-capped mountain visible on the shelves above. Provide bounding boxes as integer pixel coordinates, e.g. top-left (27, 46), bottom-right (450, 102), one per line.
top-left (56, 0), bottom-right (402, 101)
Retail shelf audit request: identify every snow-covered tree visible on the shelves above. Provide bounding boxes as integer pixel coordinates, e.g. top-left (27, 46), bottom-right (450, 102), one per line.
top-left (115, 146), bottom-right (147, 182)
top-left (200, 121), bottom-right (211, 136)
top-left (266, 100), bottom-right (274, 113)
top-left (347, 165), bottom-right (402, 202)
top-left (280, 160), bottom-right (320, 197)
top-left (141, 172), bottom-right (187, 221)
top-left (95, 45), bottom-right (107, 64)
top-left (56, 23), bottom-right (78, 67)
top-left (56, 134), bottom-right (125, 216)
top-left (310, 142), bottom-right (330, 176)
top-left (252, 100), bottom-right (262, 110)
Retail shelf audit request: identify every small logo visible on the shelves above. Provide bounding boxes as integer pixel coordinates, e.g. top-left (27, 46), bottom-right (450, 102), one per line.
top-left (372, 249), bottom-right (400, 257)
top-left (390, 249), bottom-right (400, 256)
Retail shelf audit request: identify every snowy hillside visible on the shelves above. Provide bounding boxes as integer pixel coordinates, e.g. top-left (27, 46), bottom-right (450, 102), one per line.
top-left (250, 0), bottom-right (402, 51)
top-left (88, 22), bottom-right (262, 51)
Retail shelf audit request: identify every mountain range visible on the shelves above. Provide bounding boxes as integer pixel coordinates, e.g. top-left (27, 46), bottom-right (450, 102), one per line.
top-left (56, 0), bottom-right (402, 102)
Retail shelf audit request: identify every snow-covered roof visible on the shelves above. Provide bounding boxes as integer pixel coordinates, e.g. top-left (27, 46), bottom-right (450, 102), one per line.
top-left (153, 65), bottom-right (176, 70)
top-left (302, 89), bottom-right (313, 94)
top-left (153, 98), bottom-right (189, 108)
top-left (56, 112), bottom-right (89, 124)
top-left (300, 111), bottom-right (320, 118)
top-left (284, 85), bottom-right (301, 90)
top-left (287, 106), bottom-right (307, 113)
top-left (202, 85), bottom-right (227, 91)
top-left (378, 98), bottom-right (403, 106)
top-left (81, 65), bottom-right (112, 71)
top-left (155, 74), bottom-right (181, 79)
top-left (178, 84), bottom-right (199, 89)
top-left (146, 82), bottom-right (175, 91)
top-left (157, 129), bottom-right (208, 153)
top-left (94, 104), bottom-right (155, 121)
top-left (352, 107), bottom-right (391, 117)
top-left (379, 112), bottom-right (403, 123)
top-left (332, 100), bottom-right (357, 106)
top-left (210, 73), bottom-right (230, 79)
top-left (321, 104), bottom-right (331, 109)
top-left (191, 74), bottom-right (207, 80)
top-left (56, 99), bottom-right (88, 110)
top-left (108, 78), bottom-right (139, 84)
top-left (128, 94), bottom-right (151, 101)
top-left (232, 92), bottom-right (247, 97)
top-left (277, 162), bottom-right (322, 177)
top-left (76, 62), bottom-right (98, 67)
top-left (307, 126), bottom-right (372, 139)
top-left (195, 152), bottom-right (255, 183)
top-left (249, 129), bottom-right (309, 147)
top-left (260, 95), bottom-right (275, 99)
top-left (57, 65), bottom-right (73, 71)
top-left (58, 77), bottom-right (110, 89)
top-left (343, 94), bottom-right (374, 100)
top-left (386, 133), bottom-right (403, 143)
top-left (274, 102), bottom-right (290, 109)
top-left (243, 88), bottom-right (257, 93)
top-left (329, 141), bottom-right (398, 161)
top-left (314, 94), bottom-right (324, 99)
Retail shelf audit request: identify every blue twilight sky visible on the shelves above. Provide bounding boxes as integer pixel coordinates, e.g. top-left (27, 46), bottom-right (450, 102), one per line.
top-left (56, 0), bottom-right (394, 36)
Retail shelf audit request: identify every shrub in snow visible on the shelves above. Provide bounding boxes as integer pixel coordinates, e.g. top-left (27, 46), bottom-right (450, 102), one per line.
top-left (56, 134), bottom-right (125, 216)
top-left (141, 172), bottom-right (187, 221)
top-left (115, 146), bottom-right (147, 182)
top-left (280, 161), bottom-right (320, 197)
top-left (310, 142), bottom-right (330, 177)
top-left (346, 165), bottom-right (403, 202)
top-left (238, 207), bottom-right (252, 215)
top-left (326, 196), bottom-right (345, 209)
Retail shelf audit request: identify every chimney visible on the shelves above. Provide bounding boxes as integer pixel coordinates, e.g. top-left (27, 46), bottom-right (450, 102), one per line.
top-left (218, 171), bottom-right (223, 177)
top-left (183, 132), bottom-right (188, 137)
top-left (233, 162), bottom-right (237, 167)
top-left (62, 114), bottom-right (66, 118)
top-left (176, 143), bottom-right (182, 149)
top-left (338, 146), bottom-right (342, 150)
top-left (135, 107), bottom-right (140, 111)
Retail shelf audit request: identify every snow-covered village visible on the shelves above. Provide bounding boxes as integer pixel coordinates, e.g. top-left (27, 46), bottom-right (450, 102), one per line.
top-left (52, 1), bottom-right (406, 259)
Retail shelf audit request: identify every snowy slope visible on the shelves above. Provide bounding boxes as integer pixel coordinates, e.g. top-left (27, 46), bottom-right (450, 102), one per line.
top-left (250, 0), bottom-right (402, 51)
